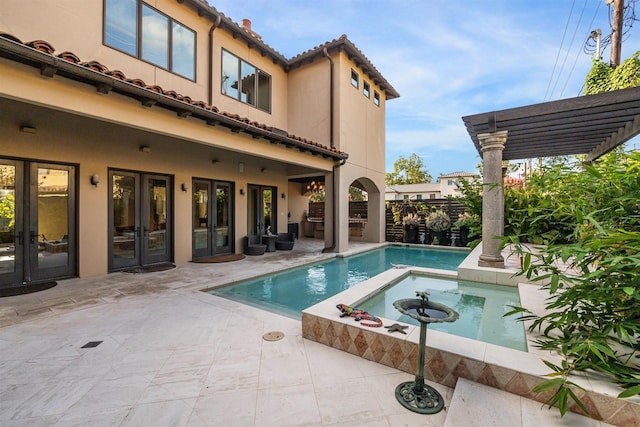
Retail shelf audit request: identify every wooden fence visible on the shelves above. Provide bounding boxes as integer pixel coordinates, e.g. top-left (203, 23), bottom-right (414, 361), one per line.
top-left (308, 200), bottom-right (467, 245)
top-left (385, 199), bottom-right (465, 244)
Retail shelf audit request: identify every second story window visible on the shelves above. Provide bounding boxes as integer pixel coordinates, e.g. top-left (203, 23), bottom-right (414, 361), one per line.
top-left (374, 91), bottom-right (380, 106)
top-left (363, 81), bottom-right (370, 98)
top-left (104, 0), bottom-right (195, 80)
top-left (351, 69), bottom-right (359, 88)
top-left (221, 49), bottom-right (271, 113)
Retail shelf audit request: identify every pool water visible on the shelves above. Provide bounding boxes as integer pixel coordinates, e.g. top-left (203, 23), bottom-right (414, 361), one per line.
top-left (356, 274), bottom-right (526, 351)
top-left (209, 246), bottom-right (467, 319)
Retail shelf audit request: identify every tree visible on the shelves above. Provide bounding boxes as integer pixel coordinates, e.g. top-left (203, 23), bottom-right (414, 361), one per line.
top-left (500, 51), bottom-right (640, 416)
top-left (385, 154), bottom-right (432, 185)
top-left (584, 50), bottom-right (640, 95)
top-left (307, 186), bottom-right (367, 202)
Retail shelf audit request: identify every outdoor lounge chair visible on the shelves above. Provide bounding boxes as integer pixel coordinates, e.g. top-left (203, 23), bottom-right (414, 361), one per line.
top-left (243, 235), bottom-right (267, 255)
top-left (274, 232), bottom-right (295, 250)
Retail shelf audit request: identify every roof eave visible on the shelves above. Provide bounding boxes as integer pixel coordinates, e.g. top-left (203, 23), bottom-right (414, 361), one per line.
top-left (0, 37), bottom-right (347, 161)
top-left (289, 36), bottom-right (400, 100)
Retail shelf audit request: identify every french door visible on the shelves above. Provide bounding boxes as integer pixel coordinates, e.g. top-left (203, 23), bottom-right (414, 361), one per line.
top-left (247, 185), bottom-right (276, 237)
top-left (192, 179), bottom-right (233, 259)
top-left (0, 159), bottom-right (76, 288)
top-left (109, 170), bottom-right (173, 271)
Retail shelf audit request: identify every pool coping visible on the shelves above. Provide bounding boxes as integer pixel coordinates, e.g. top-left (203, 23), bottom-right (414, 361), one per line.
top-left (301, 249), bottom-right (640, 425)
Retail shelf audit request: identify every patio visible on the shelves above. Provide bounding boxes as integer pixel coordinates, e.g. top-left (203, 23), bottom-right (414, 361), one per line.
top-left (0, 239), bottom-right (621, 426)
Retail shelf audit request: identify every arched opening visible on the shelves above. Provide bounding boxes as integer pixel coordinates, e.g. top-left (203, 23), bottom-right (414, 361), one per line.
top-left (347, 177), bottom-right (383, 244)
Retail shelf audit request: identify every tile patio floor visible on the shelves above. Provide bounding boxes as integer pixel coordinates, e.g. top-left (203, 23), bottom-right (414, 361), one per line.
top-left (0, 239), bottom-right (616, 426)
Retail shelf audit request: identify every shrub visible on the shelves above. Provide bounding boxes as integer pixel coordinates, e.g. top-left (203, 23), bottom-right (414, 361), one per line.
top-left (424, 209), bottom-right (450, 232)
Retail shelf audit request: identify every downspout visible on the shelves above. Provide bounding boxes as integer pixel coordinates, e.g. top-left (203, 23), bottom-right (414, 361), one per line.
top-left (322, 47), bottom-right (342, 253)
top-left (207, 14), bottom-right (222, 105)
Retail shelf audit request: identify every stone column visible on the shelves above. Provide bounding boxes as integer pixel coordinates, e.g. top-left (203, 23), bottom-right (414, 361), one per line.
top-left (478, 131), bottom-right (508, 268)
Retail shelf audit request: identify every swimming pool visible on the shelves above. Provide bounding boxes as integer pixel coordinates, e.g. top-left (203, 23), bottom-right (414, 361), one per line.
top-left (208, 246), bottom-right (468, 319)
top-left (355, 274), bottom-right (526, 351)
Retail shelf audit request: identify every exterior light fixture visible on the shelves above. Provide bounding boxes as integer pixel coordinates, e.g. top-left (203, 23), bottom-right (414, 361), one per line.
top-left (90, 174), bottom-right (100, 186)
top-left (181, 183), bottom-right (188, 192)
top-left (239, 188), bottom-right (245, 195)
top-left (20, 125), bottom-right (37, 134)
top-left (139, 145), bottom-right (151, 153)
top-left (281, 193), bottom-right (286, 199)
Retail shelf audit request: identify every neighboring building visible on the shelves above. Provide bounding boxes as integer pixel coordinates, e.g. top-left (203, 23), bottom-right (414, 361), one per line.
top-left (437, 171), bottom-right (480, 197)
top-left (385, 171), bottom-right (479, 200)
top-left (0, 0), bottom-right (398, 289)
top-left (504, 176), bottom-right (523, 189)
top-left (385, 183), bottom-right (441, 201)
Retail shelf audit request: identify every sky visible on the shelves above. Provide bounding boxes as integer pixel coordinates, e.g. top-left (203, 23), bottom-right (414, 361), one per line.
top-left (210, 0), bottom-right (639, 181)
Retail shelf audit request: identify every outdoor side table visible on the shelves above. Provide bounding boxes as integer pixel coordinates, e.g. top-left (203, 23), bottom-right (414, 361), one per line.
top-left (262, 235), bottom-right (277, 252)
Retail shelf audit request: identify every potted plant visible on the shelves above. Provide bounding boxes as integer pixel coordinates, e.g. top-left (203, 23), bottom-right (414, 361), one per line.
top-left (402, 213), bottom-right (420, 243)
top-left (453, 212), bottom-right (477, 246)
top-left (425, 209), bottom-right (451, 245)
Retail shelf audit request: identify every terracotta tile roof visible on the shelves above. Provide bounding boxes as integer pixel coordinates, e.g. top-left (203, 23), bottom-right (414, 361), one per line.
top-left (289, 35), bottom-right (400, 100)
top-left (0, 32), bottom-right (347, 161)
top-left (180, 0), bottom-right (399, 100)
top-left (438, 171), bottom-right (480, 178)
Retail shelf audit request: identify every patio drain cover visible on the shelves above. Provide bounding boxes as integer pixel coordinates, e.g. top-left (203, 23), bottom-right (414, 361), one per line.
top-left (81, 341), bottom-right (103, 349)
top-left (263, 331), bottom-right (284, 341)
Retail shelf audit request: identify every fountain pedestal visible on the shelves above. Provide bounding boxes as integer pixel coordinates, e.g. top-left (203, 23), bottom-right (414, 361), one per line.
top-left (393, 291), bottom-right (459, 414)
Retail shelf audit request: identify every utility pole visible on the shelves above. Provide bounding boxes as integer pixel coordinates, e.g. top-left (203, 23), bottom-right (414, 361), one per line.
top-left (590, 29), bottom-right (603, 58)
top-left (610, 0), bottom-right (624, 67)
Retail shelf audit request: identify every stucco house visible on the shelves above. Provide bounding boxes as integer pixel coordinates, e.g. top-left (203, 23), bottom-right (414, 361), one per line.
top-left (384, 171), bottom-right (479, 200)
top-left (0, 0), bottom-right (398, 290)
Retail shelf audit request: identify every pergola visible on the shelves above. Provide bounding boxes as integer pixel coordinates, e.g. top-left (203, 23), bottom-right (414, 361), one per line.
top-left (462, 85), bottom-right (640, 268)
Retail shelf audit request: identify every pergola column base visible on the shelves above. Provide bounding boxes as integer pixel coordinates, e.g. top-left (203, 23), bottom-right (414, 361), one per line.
top-left (478, 256), bottom-right (504, 269)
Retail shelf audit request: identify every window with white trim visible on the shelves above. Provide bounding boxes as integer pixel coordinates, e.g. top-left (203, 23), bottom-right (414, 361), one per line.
top-left (351, 69), bottom-right (359, 88)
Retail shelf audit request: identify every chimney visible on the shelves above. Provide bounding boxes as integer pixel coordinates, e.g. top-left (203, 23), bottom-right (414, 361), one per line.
top-left (241, 18), bottom-right (262, 41)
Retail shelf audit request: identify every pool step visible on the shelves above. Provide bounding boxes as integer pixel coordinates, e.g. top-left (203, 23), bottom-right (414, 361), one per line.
top-left (444, 378), bottom-right (613, 426)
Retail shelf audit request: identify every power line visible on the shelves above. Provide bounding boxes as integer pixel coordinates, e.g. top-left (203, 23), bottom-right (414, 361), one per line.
top-left (545, 0), bottom-right (576, 101)
top-left (559, 1), bottom-right (602, 97)
top-left (549, 0), bottom-right (588, 100)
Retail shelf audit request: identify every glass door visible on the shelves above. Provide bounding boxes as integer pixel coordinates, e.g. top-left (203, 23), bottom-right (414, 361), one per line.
top-left (109, 171), bottom-right (172, 271)
top-left (143, 175), bottom-right (171, 265)
top-left (192, 179), bottom-right (232, 259)
top-left (247, 185), bottom-right (275, 237)
top-left (213, 182), bottom-right (231, 255)
top-left (192, 180), bottom-right (210, 259)
top-left (0, 159), bottom-right (76, 288)
top-left (110, 172), bottom-right (139, 270)
top-left (0, 161), bottom-right (23, 287)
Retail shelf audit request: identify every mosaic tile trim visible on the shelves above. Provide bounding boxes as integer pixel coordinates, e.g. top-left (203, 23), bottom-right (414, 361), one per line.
top-left (302, 312), bottom-right (639, 427)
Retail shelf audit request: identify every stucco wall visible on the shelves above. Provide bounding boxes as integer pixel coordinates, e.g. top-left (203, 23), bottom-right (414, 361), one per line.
top-left (0, 0), bottom-right (289, 129)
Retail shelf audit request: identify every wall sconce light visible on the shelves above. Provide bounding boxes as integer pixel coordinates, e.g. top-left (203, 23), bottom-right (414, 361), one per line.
top-left (239, 188), bottom-right (245, 195)
top-left (181, 183), bottom-right (188, 192)
top-left (260, 167), bottom-right (266, 173)
top-left (212, 158), bottom-right (220, 164)
top-left (90, 174), bottom-right (100, 187)
top-left (281, 193), bottom-right (286, 199)
top-left (20, 125), bottom-right (37, 134)
top-left (139, 145), bottom-right (151, 153)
